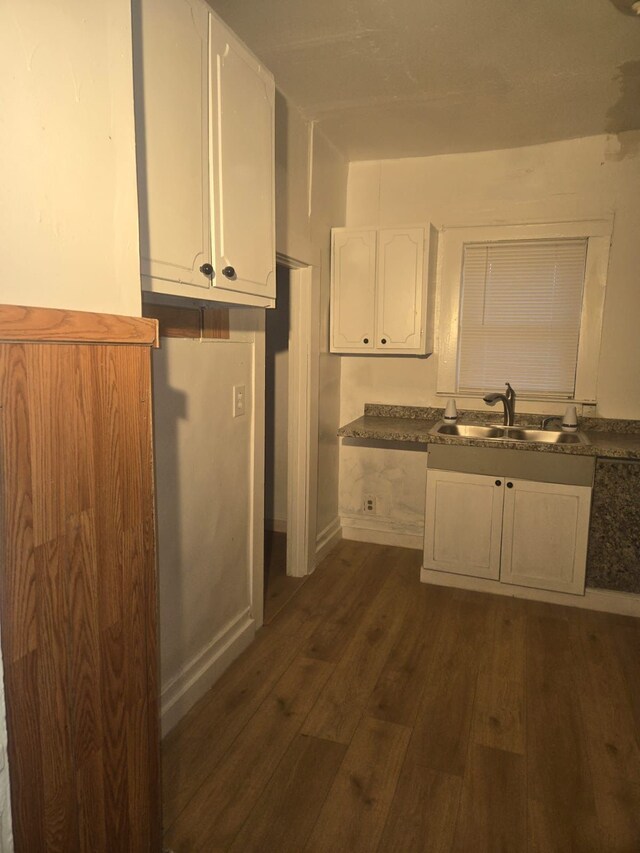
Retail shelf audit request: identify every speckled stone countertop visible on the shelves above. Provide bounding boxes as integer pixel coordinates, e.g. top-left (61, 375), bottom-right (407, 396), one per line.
top-left (338, 404), bottom-right (640, 460)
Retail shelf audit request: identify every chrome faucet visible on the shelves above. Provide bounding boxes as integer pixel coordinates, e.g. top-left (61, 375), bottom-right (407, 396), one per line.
top-left (483, 382), bottom-right (516, 426)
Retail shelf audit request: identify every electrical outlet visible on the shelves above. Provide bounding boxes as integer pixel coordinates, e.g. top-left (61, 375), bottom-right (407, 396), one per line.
top-left (233, 384), bottom-right (246, 418)
top-left (363, 494), bottom-right (376, 513)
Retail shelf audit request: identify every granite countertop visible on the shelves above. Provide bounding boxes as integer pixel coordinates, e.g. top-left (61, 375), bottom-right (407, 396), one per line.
top-left (338, 405), bottom-right (640, 460)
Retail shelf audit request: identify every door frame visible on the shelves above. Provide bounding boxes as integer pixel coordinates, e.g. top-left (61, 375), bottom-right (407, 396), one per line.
top-left (275, 253), bottom-right (317, 578)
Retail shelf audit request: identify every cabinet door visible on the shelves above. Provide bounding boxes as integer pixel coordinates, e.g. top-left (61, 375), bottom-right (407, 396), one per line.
top-left (330, 229), bottom-right (376, 351)
top-left (211, 21), bottom-right (275, 299)
top-left (423, 469), bottom-right (504, 579)
top-left (135, 0), bottom-right (212, 290)
top-left (501, 479), bottom-right (591, 594)
top-left (376, 227), bottom-right (425, 351)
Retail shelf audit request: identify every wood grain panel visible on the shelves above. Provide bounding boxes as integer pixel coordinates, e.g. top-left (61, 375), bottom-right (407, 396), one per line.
top-left (165, 657), bottom-right (333, 851)
top-left (526, 613), bottom-right (602, 850)
top-left (407, 592), bottom-right (494, 777)
top-left (0, 332), bottom-right (160, 852)
top-left (302, 547), bottom-right (414, 744)
top-left (202, 307), bottom-right (230, 339)
top-left (0, 344), bottom-right (37, 664)
top-left (305, 716), bottom-right (411, 853)
top-left (35, 538), bottom-right (79, 852)
top-left (142, 303), bottom-right (201, 339)
top-left (451, 744), bottom-right (526, 852)
top-left (0, 304), bottom-right (159, 346)
top-left (377, 762), bottom-right (461, 853)
top-left (229, 734), bottom-right (347, 853)
top-left (162, 625), bottom-right (299, 829)
top-left (164, 540), bottom-right (640, 852)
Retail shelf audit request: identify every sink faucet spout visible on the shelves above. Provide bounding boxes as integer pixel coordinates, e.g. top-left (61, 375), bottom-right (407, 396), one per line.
top-left (483, 382), bottom-right (516, 426)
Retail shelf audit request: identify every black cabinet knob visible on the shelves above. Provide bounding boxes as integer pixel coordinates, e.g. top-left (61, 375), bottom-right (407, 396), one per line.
top-left (222, 266), bottom-right (236, 279)
top-left (200, 263), bottom-right (214, 277)
top-left (495, 480), bottom-right (502, 487)
top-left (381, 338), bottom-right (387, 344)
top-left (506, 482), bottom-right (513, 488)
top-left (363, 338), bottom-right (369, 344)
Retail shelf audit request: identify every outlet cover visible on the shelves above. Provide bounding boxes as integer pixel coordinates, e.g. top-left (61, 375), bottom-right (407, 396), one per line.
top-left (363, 494), bottom-right (376, 513)
top-left (233, 384), bottom-right (246, 418)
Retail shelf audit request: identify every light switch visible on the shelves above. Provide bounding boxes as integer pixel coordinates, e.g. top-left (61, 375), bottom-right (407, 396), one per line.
top-left (233, 384), bottom-right (246, 418)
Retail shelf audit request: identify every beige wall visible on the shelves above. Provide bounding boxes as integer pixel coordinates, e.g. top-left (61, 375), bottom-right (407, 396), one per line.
top-left (153, 321), bottom-right (262, 733)
top-left (343, 132), bottom-right (640, 422)
top-left (1, 0), bottom-right (141, 317)
top-left (311, 129), bottom-right (349, 542)
top-left (341, 132), bottom-right (640, 543)
top-left (275, 95), bottom-right (349, 551)
top-left (156, 96), bottom-right (347, 729)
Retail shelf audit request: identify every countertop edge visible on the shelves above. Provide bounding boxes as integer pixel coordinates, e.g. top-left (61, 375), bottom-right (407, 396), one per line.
top-left (338, 416), bottom-right (640, 461)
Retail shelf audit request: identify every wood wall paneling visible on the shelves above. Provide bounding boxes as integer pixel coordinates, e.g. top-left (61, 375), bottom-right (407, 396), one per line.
top-left (0, 317), bottom-right (160, 852)
top-left (142, 303), bottom-right (230, 340)
top-left (0, 304), bottom-right (159, 347)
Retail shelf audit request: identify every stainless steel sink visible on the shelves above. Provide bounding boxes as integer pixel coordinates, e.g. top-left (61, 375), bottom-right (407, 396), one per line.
top-left (430, 421), bottom-right (589, 445)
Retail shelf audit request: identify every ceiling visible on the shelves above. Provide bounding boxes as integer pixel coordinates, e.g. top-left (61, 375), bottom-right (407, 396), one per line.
top-left (208, 0), bottom-right (640, 161)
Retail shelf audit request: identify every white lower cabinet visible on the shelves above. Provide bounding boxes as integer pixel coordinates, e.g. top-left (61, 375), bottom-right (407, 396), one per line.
top-left (424, 468), bottom-right (592, 595)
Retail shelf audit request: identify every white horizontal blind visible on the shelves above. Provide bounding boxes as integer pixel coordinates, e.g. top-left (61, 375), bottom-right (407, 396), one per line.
top-left (457, 239), bottom-right (588, 398)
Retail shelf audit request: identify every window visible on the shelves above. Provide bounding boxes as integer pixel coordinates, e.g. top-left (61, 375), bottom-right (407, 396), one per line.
top-left (436, 220), bottom-right (611, 402)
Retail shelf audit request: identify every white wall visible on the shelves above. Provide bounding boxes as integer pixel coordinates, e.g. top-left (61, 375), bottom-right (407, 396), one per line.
top-left (153, 322), bottom-right (262, 732)
top-left (1, 0), bottom-right (141, 317)
top-left (310, 129), bottom-right (349, 547)
top-left (275, 93), bottom-right (349, 555)
top-left (341, 132), bottom-right (640, 543)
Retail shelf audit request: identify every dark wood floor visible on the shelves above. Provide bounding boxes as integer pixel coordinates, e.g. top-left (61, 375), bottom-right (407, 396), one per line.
top-left (263, 530), bottom-right (305, 622)
top-left (162, 539), bottom-right (640, 852)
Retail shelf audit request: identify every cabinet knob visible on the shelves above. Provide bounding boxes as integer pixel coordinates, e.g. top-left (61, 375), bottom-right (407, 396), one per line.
top-left (506, 481), bottom-right (514, 488)
top-left (363, 337), bottom-right (369, 344)
top-left (495, 480), bottom-right (502, 487)
top-left (200, 263), bottom-right (214, 277)
top-left (381, 338), bottom-right (387, 345)
top-left (222, 266), bottom-right (236, 279)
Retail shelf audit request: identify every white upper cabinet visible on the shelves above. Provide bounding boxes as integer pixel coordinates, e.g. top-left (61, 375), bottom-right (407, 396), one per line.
top-left (135, 0), bottom-right (211, 291)
top-left (211, 24), bottom-right (275, 300)
top-left (330, 225), bottom-right (437, 354)
top-left (134, 0), bottom-right (275, 306)
top-left (330, 230), bottom-right (377, 350)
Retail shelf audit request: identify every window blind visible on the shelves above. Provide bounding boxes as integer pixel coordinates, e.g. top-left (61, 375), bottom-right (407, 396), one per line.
top-left (457, 239), bottom-right (588, 398)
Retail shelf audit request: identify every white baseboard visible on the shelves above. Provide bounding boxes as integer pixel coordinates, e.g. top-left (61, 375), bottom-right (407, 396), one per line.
top-left (341, 514), bottom-right (424, 550)
top-left (265, 518), bottom-right (287, 533)
top-left (421, 567), bottom-right (640, 618)
top-left (160, 609), bottom-right (256, 736)
top-left (315, 517), bottom-right (342, 566)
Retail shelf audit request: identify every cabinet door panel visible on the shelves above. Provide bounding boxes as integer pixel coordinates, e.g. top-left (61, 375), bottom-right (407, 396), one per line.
top-left (376, 228), bottom-right (424, 350)
top-left (331, 230), bottom-right (376, 351)
top-left (501, 479), bottom-right (591, 594)
top-left (136, 0), bottom-right (211, 289)
top-left (424, 469), bottom-right (503, 579)
top-left (212, 26), bottom-right (275, 298)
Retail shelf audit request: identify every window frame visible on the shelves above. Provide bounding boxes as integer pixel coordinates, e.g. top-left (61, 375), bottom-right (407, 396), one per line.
top-left (435, 219), bottom-right (612, 403)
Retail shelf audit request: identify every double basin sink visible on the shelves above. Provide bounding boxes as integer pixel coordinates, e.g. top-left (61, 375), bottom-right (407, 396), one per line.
top-left (431, 421), bottom-right (589, 446)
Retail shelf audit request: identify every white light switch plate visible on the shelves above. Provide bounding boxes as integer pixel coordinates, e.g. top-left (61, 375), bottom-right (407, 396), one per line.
top-left (233, 384), bottom-right (246, 418)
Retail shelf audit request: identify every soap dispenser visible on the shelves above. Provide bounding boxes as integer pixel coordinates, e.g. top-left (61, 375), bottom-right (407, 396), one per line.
top-left (444, 399), bottom-right (458, 423)
top-left (561, 405), bottom-right (578, 432)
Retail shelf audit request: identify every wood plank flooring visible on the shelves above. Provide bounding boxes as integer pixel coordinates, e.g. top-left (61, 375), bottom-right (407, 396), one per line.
top-left (163, 539), bottom-right (640, 852)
